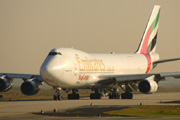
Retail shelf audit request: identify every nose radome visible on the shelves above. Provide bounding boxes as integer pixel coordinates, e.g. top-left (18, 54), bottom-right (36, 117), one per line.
top-left (40, 64), bottom-right (52, 76)
top-left (40, 56), bottom-right (65, 83)
top-left (40, 62), bottom-right (54, 80)
top-left (40, 62), bottom-right (59, 86)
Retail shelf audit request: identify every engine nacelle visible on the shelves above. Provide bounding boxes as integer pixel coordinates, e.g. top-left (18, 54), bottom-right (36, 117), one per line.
top-left (20, 80), bottom-right (39, 95)
top-left (138, 80), bottom-right (158, 94)
top-left (0, 77), bottom-right (13, 92)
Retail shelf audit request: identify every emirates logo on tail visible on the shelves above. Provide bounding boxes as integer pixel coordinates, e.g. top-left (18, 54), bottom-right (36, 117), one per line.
top-left (136, 5), bottom-right (160, 55)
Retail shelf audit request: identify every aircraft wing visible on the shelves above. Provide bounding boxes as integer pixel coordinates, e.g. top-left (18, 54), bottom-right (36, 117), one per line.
top-left (98, 72), bottom-right (180, 84)
top-left (0, 73), bottom-right (43, 81)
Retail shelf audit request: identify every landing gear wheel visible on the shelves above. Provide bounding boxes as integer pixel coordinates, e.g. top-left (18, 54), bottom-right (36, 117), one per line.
top-left (53, 87), bottom-right (62, 101)
top-left (126, 93), bottom-right (133, 99)
top-left (96, 93), bottom-right (101, 99)
top-left (68, 94), bottom-right (80, 100)
top-left (53, 95), bottom-right (62, 100)
top-left (121, 93), bottom-right (133, 99)
top-left (90, 93), bottom-right (101, 99)
top-left (109, 93), bottom-right (120, 99)
top-left (90, 89), bottom-right (102, 99)
top-left (68, 89), bottom-right (80, 100)
top-left (115, 93), bottom-right (120, 99)
top-left (109, 93), bottom-right (113, 99)
top-left (57, 95), bottom-right (62, 100)
top-left (121, 93), bottom-right (126, 99)
top-left (54, 95), bottom-right (57, 100)
top-left (90, 93), bottom-right (95, 99)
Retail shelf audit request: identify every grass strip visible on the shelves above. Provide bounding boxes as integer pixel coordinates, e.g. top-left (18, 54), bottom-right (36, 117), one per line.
top-left (104, 106), bottom-right (180, 117)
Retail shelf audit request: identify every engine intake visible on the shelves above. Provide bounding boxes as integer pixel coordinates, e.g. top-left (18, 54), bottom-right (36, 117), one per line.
top-left (20, 80), bottom-right (39, 95)
top-left (138, 80), bottom-right (158, 94)
top-left (0, 77), bottom-right (13, 92)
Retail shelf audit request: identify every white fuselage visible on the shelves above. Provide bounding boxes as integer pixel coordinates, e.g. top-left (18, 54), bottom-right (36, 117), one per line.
top-left (40, 48), bottom-right (159, 89)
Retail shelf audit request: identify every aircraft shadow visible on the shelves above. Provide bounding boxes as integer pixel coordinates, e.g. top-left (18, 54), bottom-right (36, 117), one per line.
top-left (160, 101), bottom-right (180, 104)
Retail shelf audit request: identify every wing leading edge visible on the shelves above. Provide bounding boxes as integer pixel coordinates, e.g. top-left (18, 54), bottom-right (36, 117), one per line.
top-left (0, 73), bottom-right (43, 81)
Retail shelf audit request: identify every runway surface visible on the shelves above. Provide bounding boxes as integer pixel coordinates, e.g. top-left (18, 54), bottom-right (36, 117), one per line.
top-left (1, 92), bottom-right (180, 120)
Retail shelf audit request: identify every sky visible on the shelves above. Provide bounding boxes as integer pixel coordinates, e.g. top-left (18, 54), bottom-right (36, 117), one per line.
top-left (0, 0), bottom-right (180, 88)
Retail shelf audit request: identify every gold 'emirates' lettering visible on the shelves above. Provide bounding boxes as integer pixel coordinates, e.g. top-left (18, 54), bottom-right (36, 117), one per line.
top-left (76, 56), bottom-right (106, 71)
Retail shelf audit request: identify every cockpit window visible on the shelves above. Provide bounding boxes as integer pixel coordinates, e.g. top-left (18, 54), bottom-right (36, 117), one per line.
top-left (48, 52), bottom-right (62, 56)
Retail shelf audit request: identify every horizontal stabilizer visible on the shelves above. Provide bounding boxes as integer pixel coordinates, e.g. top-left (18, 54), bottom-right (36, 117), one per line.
top-left (153, 58), bottom-right (180, 64)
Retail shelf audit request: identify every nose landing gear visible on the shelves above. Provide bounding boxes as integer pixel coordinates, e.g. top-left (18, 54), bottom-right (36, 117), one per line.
top-left (53, 87), bottom-right (62, 100)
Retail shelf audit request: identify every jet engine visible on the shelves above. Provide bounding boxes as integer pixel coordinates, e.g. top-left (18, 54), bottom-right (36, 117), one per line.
top-left (138, 79), bottom-right (158, 94)
top-left (20, 80), bottom-right (39, 95)
top-left (0, 76), bottom-right (13, 92)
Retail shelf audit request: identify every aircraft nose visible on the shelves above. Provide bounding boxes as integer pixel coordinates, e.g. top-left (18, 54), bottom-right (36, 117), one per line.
top-left (40, 57), bottom-right (64, 85)
top-left (40, 64), bottom-right (53, 76)
top-left (40, 61), bottom-right (55, 80)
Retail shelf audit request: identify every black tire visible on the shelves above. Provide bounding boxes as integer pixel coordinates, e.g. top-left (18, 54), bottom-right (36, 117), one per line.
top-left (90, 93), bottom-right (95, 99)
top-left (121, 93), bottom-right (126, 99)
top-left (68, 94), bottom-right (80, 100)
top-left (75, 94), bottom-right (80, 99)
top-left (96, 93), bottom-right (101, 99)
top-left (57, 95), bottom-right (62, 100)
top-left (114, 93), bottom-right (120, 99)
top-left (68, 94), bottom-right (73, 99)
top-left (116, 93), bottom-right (120, 99)
top-left (54, 95), bottom-right (57, 100)
top-left (126, 93), bottom-right (133, 99)
top-left (109, 93), bottom-right (113, 99)
top-left (90, 93), bottom-right (101, 99)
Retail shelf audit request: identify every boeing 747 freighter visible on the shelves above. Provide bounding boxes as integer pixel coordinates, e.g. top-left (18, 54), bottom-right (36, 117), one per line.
top-left (1, 5), bottom-right (180, 100)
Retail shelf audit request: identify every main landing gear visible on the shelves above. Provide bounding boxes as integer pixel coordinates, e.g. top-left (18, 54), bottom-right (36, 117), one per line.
top-left (109, 89), bottom-right (120, 99)
top-left (119, 83), bottom-right (134, 99)
top-left (108, 91), bottom-right (133, 99)
top-left (121, 92), bottom-right (133, 99)
top-left (89, 88), bottom-right (133, 100)
top-left (90, 89), bottom-right (101, 99)
top-left (68, 89), bottom-right (80, 100)
top-left (108, 82), bottom-right (134, 99)
top-left (53, 87), bottom-right (62, 100)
